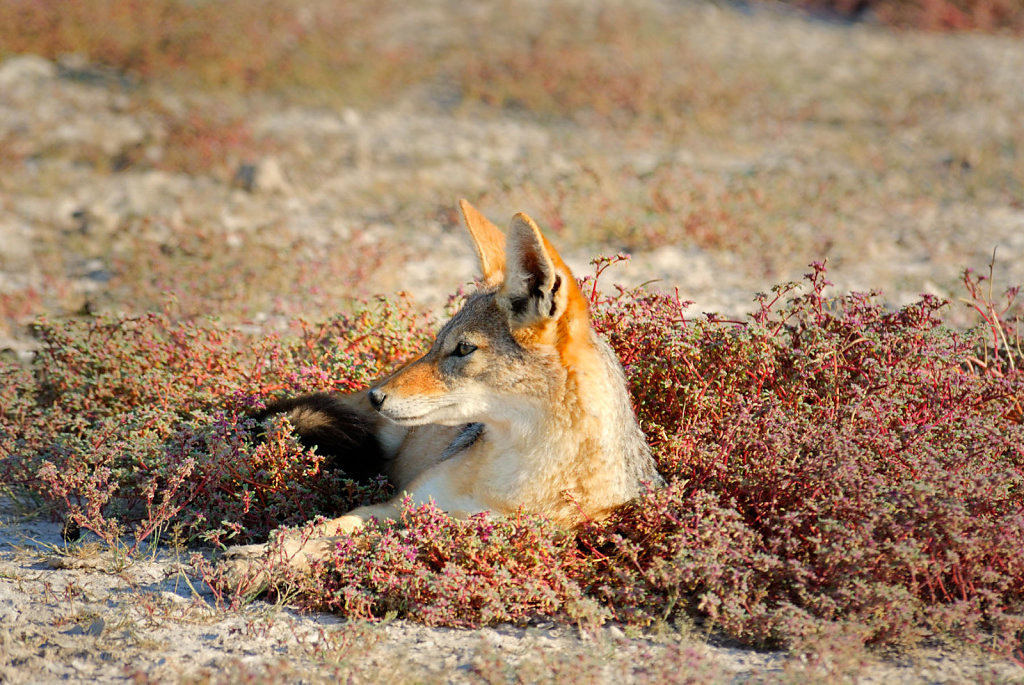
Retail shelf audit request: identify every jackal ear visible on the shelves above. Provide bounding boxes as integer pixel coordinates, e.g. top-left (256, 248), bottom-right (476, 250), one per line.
top-left (499, 213), bottom-right (569, 327)
top-left (459, 198), bottom-right (506, 286)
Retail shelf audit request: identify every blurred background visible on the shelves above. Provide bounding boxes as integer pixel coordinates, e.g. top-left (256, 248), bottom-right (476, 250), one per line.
top-left (1, 0), bottom-right (1022, 357)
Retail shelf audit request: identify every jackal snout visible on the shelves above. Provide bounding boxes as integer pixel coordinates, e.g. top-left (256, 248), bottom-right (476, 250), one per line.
top-left (367, 387), bottom-right (386, 411)
top-left (364, 358), bottom-right (459, 426)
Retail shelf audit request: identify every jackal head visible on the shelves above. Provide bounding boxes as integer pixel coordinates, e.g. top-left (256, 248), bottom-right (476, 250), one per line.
top-left (367, 199), bottom-right (593, 427)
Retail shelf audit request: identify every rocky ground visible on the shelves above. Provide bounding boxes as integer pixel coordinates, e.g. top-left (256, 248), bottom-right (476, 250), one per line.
top-left (2, 0), bottom-right (1023, 681)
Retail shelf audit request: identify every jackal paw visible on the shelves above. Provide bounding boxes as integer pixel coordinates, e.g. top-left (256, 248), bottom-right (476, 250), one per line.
top-left (219, 542), bottom-right (273, 596)
top-left (224, 542), bottom-right (268, 560)
top-left (219, 534), bottom-right (341, 594)
top-left (217, 516), bottom-right (367, 596)
top-left (326, 514), bottom-right (365, 536)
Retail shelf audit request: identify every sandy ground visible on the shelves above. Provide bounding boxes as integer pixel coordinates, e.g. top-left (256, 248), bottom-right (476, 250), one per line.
top-left (2, 498), bottom-right (783, 683)
top-left (2, 2), bottom-right (1023, 336)
top-left (4, 499), bottom-right (1022, 683)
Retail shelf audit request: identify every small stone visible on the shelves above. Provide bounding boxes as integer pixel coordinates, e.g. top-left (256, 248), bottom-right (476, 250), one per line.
top-left (0, 56), bottom-right (57, 89)
top-left (232, 158), bottom-right (292, 194)
top-left (341, 108), bottom-right (362, 127)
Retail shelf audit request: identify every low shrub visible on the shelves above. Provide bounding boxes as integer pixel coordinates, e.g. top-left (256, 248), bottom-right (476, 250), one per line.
top-left (0, 0), bottom-right (423, 101)
top-left (790, 0), bottom-right (1024, 33)
top-left (0, 298), bottom-right (433, 550)
top-left (585, 262), bottom-right (1024, 652)
top-left (2, 262), bottom-right (1022, 657)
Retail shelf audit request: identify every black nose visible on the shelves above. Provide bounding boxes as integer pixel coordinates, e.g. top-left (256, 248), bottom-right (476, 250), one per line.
top-left (368, 388), bottom-right (386, 411)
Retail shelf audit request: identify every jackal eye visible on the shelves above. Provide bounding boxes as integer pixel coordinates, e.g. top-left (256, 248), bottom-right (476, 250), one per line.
top-left (452, 341), bottom-right (477, 358)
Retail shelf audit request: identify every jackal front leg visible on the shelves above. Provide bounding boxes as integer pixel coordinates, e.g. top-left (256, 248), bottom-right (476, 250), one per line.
top-left (221, 500), bottom-right (402, 585)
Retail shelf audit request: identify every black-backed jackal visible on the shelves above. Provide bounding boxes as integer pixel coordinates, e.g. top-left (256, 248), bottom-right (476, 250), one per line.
top-left (226, 200), bottom-right (662, 574)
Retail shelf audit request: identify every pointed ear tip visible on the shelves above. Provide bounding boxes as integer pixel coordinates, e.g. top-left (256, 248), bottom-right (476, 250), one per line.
top-left (509, 212), bottom-right (541, 233)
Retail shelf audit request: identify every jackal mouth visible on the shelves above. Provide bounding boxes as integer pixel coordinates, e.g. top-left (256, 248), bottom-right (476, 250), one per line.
top-left (379, 403), bottom-right (459, 426)
top-left (380, 411), bottom-right (431, 425)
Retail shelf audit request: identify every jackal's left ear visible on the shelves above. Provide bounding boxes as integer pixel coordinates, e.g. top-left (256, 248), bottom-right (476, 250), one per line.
top-left (499, 213), bottom-right (570, 328)
top-left (459, 199), bottom-right (506, 286)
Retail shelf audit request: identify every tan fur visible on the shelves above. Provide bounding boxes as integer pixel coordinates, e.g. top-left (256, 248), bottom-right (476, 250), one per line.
top-left (225, 200), bottom-right (661, 578)
top-left (459, 198), bottom-right (506, 285)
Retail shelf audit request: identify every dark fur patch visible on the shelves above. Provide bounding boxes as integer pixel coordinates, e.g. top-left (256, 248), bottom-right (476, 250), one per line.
top-left (521, 251), bottom-right (544, 292)
top-left (549, 275), bottom-right (562, 317)
top-left (508, 295), bottom-right (530, 316)
top-left (254, 392), bottom-right (388, 485)
top-left (439, 422), bottom-right (484, 461)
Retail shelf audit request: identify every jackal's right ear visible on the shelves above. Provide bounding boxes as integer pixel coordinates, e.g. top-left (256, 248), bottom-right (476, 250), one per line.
top-left (459, 199), bottom-right (506, 286)
top-left (499, 212), bottom-right (570, 329)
